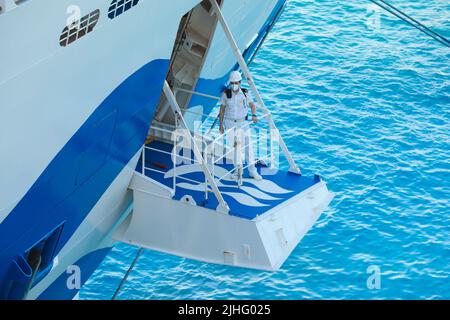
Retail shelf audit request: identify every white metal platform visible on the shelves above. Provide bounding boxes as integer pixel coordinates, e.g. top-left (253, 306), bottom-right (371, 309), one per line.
top-left (114, 171), bottom-right (333, 271)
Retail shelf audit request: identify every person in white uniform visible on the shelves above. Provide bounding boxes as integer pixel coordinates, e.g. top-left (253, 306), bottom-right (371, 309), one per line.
top-left (219, 71), bottom-right (262, 181)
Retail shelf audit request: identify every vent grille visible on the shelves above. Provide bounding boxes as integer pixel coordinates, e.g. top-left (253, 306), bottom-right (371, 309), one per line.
top-left (108, 0), bottom-right (140, 19)
top-left (59, 9), bottom-right (100, 47)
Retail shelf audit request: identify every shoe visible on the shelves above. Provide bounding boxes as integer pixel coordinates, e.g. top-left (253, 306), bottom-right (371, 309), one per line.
top-left (249, 169), bottom-right (262, 181)
top-left (230, 172), bottom-right (239, 181)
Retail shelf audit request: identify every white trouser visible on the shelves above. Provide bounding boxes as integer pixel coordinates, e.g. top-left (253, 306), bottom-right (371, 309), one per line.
top-left (223, 119), bottom-right (256, 173)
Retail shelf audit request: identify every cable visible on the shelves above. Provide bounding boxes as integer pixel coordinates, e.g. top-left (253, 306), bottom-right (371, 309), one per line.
top-left (380, 0), bottom-right (450, 45)
top-left (111, 247), bottom-right (144, 300)
top-left (368, 0), bottom-right (450, 49)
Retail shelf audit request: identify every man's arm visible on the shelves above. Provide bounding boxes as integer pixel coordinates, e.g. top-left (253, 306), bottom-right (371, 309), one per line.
top-left (219, 104), bottom-right (226, 134)
top-left (249, 102), bottom-right (258, 123)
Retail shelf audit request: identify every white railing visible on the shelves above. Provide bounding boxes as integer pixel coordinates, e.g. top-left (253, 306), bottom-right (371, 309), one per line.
top-left (206, 112), bottom-right (272, 186)
top-left (141, 125), bottom-right (210, 200)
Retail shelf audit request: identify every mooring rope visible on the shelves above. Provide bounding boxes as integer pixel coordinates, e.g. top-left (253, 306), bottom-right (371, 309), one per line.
top-left (368, 0), bottom-right (450, 49)
top-left (111, 247), bottom-right (144, 300)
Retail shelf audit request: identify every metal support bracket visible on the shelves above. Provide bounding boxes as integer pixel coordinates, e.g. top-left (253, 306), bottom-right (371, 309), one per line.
top-left (209, 0), bottom-right (301, 175)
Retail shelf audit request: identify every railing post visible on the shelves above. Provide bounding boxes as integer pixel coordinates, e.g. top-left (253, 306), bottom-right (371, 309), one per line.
top-left (163, 81), bottom-right (230, 214)
top-left (203, 131), bottom-right (209, 202)
top-left (209, 0), bottom-right (301, 174)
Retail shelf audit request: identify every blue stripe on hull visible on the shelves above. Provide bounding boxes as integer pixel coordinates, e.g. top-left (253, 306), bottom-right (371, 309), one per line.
top-left (0, 59), bottom-right (169, 299)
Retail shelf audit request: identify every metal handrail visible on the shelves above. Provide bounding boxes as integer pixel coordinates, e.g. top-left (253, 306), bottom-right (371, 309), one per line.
top-left (149, 118), bottom-right (255, 167)
top-left (145, 146), bottom-right (194, 164)
top-left (173, 87), bottom-right (221, 101)
top-left (183, 108), bottom-right (271, 124)
top-left (144, 167), bottom-right (209, 187)
top-left (209, 112), bottom-right (270, 147)
top-left (149, 126), bottom-right (174, 136)
top-left (143, 113), bottom-right (273, 186)
top-left (142, 117), bottom-right (275, 203)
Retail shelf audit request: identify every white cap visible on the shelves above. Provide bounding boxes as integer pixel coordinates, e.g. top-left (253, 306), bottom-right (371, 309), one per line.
top-left (229, 71), bottom-right (242, 83)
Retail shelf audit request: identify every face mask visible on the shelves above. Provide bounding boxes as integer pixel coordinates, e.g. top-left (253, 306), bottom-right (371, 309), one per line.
top-left (231, 83), bottom-right (240, 92)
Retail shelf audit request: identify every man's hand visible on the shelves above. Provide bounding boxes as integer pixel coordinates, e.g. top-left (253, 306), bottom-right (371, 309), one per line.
top-left (219, 125), bottom-right (225, 134)
top-left (252, 115), bottom-right (258, 124)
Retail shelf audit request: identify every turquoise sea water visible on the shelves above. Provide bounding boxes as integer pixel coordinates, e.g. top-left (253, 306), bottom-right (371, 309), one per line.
top-left (80, 0), bottom-right (450, 300)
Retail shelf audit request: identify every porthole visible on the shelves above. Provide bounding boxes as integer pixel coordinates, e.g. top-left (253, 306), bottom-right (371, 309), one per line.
top-left (108, 0), bottom-right (139, 19)
top-left (59, 9), bottom-right (100, 47)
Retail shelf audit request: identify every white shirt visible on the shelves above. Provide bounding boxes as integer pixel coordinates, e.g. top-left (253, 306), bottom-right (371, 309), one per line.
top-left (220, 89), bottom-right (254, 121)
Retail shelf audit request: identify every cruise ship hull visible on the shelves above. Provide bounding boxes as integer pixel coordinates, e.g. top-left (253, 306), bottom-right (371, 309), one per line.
top-left (0, 0), bottom-right (289, 300)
